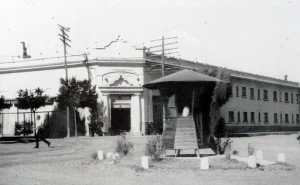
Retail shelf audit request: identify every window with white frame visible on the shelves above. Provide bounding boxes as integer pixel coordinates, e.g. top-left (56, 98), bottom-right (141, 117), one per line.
top-left (243, 112), bottom-right (248, 123)
top-left (285, 114), bottom-right (289, 124)
top-left (251, 112), bottom-right (255, 123)
top-left (257, 89), bottom-right (261, 100)
top-left (242, 87), bottom-right (247, 98)
top-left (250, 88), bottom-right (254, 100)
top-left (285, 92), bottom-right (289, 103)
top-left (273, 91), bottom-right (278, 102)
top-left (264, 113), bottom-right (269, 124)
top-left (228, 111), bottom-right (234, 123)
top-left (274, 113), bottom-right (278, 124)
top-left (263, 90), bottom-right (268, 101)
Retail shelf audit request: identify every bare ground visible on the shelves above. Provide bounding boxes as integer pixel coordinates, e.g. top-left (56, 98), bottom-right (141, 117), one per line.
top-left (0, 134), bottom-right (299, 185)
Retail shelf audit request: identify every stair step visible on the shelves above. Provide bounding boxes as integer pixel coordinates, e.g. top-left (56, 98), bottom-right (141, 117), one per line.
top-left (174, 145), bottom-right (198, 150)
top-left (174, 140), bottom-right (198, 145)
top-left (175, 131), bottom-right (196, 135)
top-left (175, 135), bottom-right (197, 139)
top-left (176, 129), bottom-right (195, 131)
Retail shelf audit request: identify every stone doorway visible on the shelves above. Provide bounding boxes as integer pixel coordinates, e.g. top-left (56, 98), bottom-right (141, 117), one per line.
top-left (111, 108), bottom-right (131, 134)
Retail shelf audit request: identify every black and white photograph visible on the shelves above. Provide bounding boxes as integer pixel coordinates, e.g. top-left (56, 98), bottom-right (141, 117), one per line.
top-left (0, 0), bottom-right (300, 184)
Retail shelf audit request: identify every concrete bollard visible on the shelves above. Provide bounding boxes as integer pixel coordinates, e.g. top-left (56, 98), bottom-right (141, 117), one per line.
top-left (248, 156), bottom-right (257, 168)
top-left (200, 157), bottom-right (209, 170)
top-left (106, 152), bottom-right (114, 160)
top-left (141, 156), bottom-right (150, 169)
top-left (112, 153), bottom-right (120, 160)
top-left (278, 153), bottom-right (286, 162)
top-left (256, 150), bottom-right (263, 160)
top-left (98, 151), bottom-right (104, 160)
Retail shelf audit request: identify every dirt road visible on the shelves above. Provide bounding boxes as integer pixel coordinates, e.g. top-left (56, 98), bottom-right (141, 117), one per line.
top-left (0, 135), bottom-right (299, 185)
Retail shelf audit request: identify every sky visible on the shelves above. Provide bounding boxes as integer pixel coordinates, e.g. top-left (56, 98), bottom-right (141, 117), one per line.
top-left (0, 0), bottom-right (300, 82)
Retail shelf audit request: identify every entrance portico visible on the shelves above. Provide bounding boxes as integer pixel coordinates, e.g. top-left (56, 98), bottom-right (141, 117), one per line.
top-left (100, 87), bottom-right (143, 135)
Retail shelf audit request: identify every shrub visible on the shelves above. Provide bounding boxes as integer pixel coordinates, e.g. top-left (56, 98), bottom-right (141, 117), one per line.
top-left (233, 150), bottom-right (238, 155)
top-left (248, 143), bottom-right (255, 156)
top-left (115, 135), bottom-right (134, 156)
top-left (213, 137), bottom-right (233, 155)
top-left (145, 135), bottom-right (165, 161)
top-left (91, 152), bottom-right (98, 160)
top-left (14, 121), bottom-right (33, 136)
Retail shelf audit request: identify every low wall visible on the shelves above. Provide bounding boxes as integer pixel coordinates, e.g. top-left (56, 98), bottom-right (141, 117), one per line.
top-left (226, 125), bottom-right (300, 134)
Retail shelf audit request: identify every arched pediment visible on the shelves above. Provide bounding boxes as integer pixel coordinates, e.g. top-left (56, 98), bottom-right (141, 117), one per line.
top-left (90, 36), bottom-right (143, 58)
top-left (102, 71), bottom-right (142, 87)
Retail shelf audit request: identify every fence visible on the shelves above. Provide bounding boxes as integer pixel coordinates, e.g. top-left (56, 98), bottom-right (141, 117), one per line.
top-left (0, 109), bottom-right (87, 137)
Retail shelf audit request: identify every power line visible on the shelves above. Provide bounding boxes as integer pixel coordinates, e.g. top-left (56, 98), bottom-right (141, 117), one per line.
top-left (0, 54), bottom-right (86, 65)
top-left (150, 36), bottom-right (178, 42)
top-left (148, 36), bottom-right (178, 77)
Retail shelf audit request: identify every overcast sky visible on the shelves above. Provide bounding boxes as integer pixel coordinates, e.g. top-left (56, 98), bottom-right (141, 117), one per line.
top-left (0, 0), bottom-right (300, 82)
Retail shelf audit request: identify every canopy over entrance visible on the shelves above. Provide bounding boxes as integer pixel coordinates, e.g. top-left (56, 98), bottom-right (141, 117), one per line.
top-left (144, 69), bottom-right (222, 90)
top-left (144, 69), bottom-right (223, 157)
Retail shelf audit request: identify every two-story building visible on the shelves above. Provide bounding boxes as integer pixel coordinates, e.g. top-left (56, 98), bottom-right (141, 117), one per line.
top-left (0, 36), bottom-right (299, 136)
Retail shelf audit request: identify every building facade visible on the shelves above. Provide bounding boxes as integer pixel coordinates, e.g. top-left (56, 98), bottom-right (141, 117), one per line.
top-left (0, 37), bottom-right (299, 136)
top-left (221, 73), bottom-right (300, 133)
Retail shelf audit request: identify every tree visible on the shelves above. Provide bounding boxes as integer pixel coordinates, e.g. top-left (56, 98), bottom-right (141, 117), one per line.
top-left (0, 95), bottom-right (11, 111)
top-left (57, 77), bottom-right (99, 136)
top-left (16, 88), bottom-right (48, 135)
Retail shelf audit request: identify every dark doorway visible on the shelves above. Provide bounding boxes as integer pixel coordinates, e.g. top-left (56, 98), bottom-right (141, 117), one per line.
top-left (152, 96), bottom-right (163, 134)
top-left (111, 108), bottom-right (131, 134)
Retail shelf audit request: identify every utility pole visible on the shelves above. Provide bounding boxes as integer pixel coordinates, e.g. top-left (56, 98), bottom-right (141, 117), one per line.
top-left (83, 53), bottom-right (92, 82)
top-left (149, 36), bottom-right (178, 133)
top-left (150, 36), bottom-right (178, 77)
top-left (58, 24), bottom-right (71, 138)
top-left (161, 36), bottom-right (165, 77)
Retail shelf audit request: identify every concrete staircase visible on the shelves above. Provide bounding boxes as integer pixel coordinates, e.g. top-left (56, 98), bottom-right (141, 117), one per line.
top-left (174, 116), bottom-right (199, 150)
top-left (162, 116), bottom-right (202, 152)
top-left (162, 117), bottom-right (177, 149)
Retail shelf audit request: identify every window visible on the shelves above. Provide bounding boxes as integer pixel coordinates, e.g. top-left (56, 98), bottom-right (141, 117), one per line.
top-left (297, 114), bottom-right (300, 124)
top-left (291, 93), bottom-right (294, 103)
top-left (236, 86), bottom-right (239, 97)
top-left (258, 112), bottom-right (261, 123)
top-left (279, 92), bottom-right (282, 102)
top-left (274, 113), bottom-right (278, 124)
top-left (257, 89), bottom-right (261, 100)
top-left (292, 114), bottom-right (294, 124)
top-left (285, 92), bottom-right (289, 103)
top-left (228, 84), bottom-right (233, 97)
top-left (228, 111), bottom-right (234, 123)
top-left (264, 113), bottom-right (269, 124)
top-left (251, 112), bottom-right (255, 123)
top-left (280, 113), bottom-right (283, 124)
top-left (285, 114), bottom-right (289, 124)
top-left (243, 112), bottom-right (248, 123)
top-left (242, 87), bottom-right (247, 98)
top-left (250, 88), bottom-right (254, 99)
top-left (263, 90), bottom-right (268, 101)
top-left (237, 112), bottom-right (240, 123)
top-left (297, 94), bottom-right (299, 104)
top-left (273, 91), bottom-right (278, 102)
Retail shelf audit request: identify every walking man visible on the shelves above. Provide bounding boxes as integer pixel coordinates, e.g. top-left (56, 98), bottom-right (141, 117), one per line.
top-left (34, 115), bottom-right (51, 148)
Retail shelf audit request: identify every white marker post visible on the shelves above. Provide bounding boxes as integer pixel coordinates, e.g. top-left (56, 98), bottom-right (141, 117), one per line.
top-left (141, 156), bottom-right (150, 169)
top-left (106, 152), bottom-right (114, 160)
top-left (200, 157), bottom-right (209, 170)
top-left (278, 153), bottom-right (286, 163)
top-left (98, 151), bottom-right (104, 160)
top-left (256, 150), bottom-right (263, 160)
top-left (248, 156), bottom-right (257, 168)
